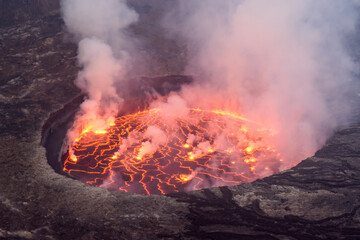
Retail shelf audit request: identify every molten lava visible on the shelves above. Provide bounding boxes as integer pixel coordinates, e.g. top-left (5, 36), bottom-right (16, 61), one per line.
top-left (63, 108), bottom-right (281, 195)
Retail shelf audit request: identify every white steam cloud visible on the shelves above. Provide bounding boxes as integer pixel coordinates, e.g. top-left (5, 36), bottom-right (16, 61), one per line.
top-left (61, 0), bottom-right (138, 141)
top-left (163, 0), bottom-right (359, 167)
top-left (61, 0), bottom-right (137, 41)
top-left (138, 126), bottom-right (167, 159)
top-left (151, 93), bottom-right (189, 124)
top-left (61, 1), bottom-right (359, 191)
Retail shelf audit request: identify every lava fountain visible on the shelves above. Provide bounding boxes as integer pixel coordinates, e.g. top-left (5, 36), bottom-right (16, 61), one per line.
top-left (63, 106), bottom-right (282, 195)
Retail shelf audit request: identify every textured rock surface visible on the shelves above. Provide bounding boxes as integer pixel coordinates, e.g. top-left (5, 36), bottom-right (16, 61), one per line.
top-left (1, 1), bottom-right (360, 239)
top-left (0, 0), bottom-right (60, 27)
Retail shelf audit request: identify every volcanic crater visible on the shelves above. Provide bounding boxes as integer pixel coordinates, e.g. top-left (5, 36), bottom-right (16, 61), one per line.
top-left (44, 76), bottom-right (283, 195)
top-left (1, 1), bottom-right (360, 240)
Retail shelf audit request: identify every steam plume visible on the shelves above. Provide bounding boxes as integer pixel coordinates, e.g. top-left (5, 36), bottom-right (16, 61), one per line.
top-left (61, 0), bottom-right (138, 142)
top-left (61, 1), bottom-right (360, 192)
top-left (138, 126), bottom-right (167, 159)
top-left (163, 0), bottom-right (359, 167)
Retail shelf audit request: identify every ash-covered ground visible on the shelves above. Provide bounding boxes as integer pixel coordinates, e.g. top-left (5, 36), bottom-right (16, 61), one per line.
top-left (1, 1), bottom-right (360, 239)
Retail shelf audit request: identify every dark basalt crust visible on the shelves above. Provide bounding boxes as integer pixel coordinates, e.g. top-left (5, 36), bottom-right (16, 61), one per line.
top-left (1, 1), bottom-right (360, 239)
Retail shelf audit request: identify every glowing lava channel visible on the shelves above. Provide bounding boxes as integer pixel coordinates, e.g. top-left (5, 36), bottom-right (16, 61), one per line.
top-left (63, 108), bottom-right (281, 195)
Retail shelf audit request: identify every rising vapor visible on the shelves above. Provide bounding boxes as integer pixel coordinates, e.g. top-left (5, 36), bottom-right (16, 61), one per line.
top-left (61, 0), bottom-right (138, 143)
top-left (60, 0), bottom-right (360, 192)
top-left (163, 0), bottom-right (359, 168)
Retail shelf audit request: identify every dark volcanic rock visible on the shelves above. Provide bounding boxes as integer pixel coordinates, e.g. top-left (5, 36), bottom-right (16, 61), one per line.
top-left (0, 0), bottom-right (60, 27)
top-left (1, 1), bottom-right (360, 240)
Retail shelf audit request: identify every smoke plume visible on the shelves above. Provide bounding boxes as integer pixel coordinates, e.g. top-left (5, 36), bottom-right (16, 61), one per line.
top-left (151, 93), bottom-right (189, 124)
top-left (138, 126), bottom-right (167, 159)
top-left (61, 0), bottom-right (138, 142)
top-left (61, 1), bottom-right (360, 192)
top-left (163, 0), bottom-right (359, 168)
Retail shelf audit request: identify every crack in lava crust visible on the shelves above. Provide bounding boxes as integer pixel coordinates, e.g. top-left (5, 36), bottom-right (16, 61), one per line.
top-left (63, 108), bottom-right (282, 195)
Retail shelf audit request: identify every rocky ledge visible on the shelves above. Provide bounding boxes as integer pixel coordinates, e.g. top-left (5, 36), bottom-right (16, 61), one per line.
top-left (1, 1), bottom-right (360, 240)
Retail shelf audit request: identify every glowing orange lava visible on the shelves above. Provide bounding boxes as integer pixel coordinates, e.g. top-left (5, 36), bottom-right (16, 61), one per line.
top-left (63, 108), bottom-right (281, 195)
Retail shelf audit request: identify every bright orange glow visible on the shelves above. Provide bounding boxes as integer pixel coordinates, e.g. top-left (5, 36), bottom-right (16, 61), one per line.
top-left (70, 154), bottom-right (77, 163)
top-left (245, 146), bottom-right (255, 154)
top-left (81, 127), bottom-right (91, 135)
top-left (63, 108), bottom-right (281, 195)
top-left (240, 126), bottom-right (248, 133)
top-left (179, 174), bottom-right (192, 183)
top-left (94, 130), bottom-right (107, 134)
